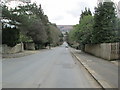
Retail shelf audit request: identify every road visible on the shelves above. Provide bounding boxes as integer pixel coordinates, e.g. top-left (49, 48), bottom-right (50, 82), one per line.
top-left (3, 43), bottom-right (101, 88)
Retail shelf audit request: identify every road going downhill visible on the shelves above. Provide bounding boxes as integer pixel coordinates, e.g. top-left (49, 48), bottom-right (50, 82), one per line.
top-left (3, 43), bottom-right (101, 88)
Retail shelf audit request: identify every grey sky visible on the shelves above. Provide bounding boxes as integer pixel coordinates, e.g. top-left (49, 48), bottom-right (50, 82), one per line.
top-left (30, 0), bottom-right (99, 25)
top-left (7, 0), bottom-right (120, 25)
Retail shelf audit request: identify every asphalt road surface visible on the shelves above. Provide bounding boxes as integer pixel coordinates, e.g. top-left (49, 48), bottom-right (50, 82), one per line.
top-left (3, 43), bottom-right (101, 88)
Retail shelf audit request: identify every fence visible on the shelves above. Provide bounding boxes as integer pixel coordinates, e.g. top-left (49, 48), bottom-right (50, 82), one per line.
top-left (85, 43), bottom-right (120, 60)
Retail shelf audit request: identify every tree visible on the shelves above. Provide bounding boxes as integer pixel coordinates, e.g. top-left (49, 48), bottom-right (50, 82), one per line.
top-left (2, 27), bottom-right (20, 47)
top-left (11, 3), bottom-right (49, 44)
top-left (114, 18), bottom-right (120, 42)
top-left (2, 3), bottom-right (63, 48)
top-left (3, 3), bottom-right (50, 48)
top-left (80, 7), bottom-right (92, 23)
top-left (67, 27), bottom-right (77, 45)
top-left (2, 5), bottom-right (20, 47)
top-left (67, 8), bottom-right (93, 50)
top-left (49, 23), bottom-right (63, 46)
top-left (77, 15), bottom-right (94, 44)
top-left (70, 8), bottom-right (93, 50)
top-left (91, 2), bottom-right (117, 44)
top-left (118, 19), bottom-right (120, 39)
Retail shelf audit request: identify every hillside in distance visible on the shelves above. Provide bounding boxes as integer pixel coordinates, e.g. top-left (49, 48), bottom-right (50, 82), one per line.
top-left (57, 25), bottom-right (74, 33)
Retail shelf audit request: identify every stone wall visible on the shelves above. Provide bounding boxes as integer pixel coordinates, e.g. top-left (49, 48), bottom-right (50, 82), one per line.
top-left (85, 43), bottom-right (120, 60)
top-left (2, 43), bottom-right (24, 54)
top-left (24, 43), bottom-right (35, 50)
top-left (0, 45), bottom-right (2, 54)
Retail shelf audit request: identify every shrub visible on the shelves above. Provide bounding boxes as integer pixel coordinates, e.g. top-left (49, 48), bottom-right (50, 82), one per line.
top-left (2, 27), bottom-right (20, 47)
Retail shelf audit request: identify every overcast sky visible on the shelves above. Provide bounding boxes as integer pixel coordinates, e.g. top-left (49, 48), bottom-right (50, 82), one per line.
top-left (7, 0), bottom-right (120, 25)
top-left (31, 0), bottom-right (99, 25)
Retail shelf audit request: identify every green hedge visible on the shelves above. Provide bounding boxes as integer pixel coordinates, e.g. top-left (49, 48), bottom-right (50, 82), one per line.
top-left (2, 27), bottom-right (20, 47)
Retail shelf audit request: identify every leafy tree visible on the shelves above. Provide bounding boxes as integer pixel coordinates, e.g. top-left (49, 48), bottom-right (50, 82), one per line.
top-left (11, 3), bottom-right (49, 44)
top-left (67, 27), bottom-right (77, 45)
top-left (77, 15), bottom-right (94, 44)
top-left (73, 15), bottom-right (94, 50)
top-left (114, 18), bottom-right (120, 42)
top-left (118, 19), bottom-right (120, 39)
top-left (2, 3), bottom-right (63, 48)
top-left (2, 3), bottom-right (49, 47)
top-left (49, 23), bottom-right (63, 46)
top-left (2, 5), bottom-right (20, 47)
top-left (69, 8), bottom-right (93, 50)
top-left (80, 8), bottom-right (92, 23)
top-left (19, 32), bottom-right (33, 43)
top-left (91, 2), bottom-right (117, 44)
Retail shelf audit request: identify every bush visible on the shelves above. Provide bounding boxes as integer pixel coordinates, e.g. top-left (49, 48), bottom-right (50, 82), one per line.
top-left (35, 43), bottom-right (46, 50)
top-left (2, 27), bottom-right (20, 47)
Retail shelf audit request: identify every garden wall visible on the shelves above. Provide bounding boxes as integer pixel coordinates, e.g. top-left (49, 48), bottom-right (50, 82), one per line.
top-left (2, 43), bottom-right (24, 54)
top-left (85, 43), bottom-right (120, 60)
top-left (24, 43), bottom-right (35, 50)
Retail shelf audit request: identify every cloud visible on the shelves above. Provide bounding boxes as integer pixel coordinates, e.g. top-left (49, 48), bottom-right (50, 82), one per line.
top-left (52, 16), bottom-right (64, 21)
top-left (31, 0), bottom-right (97, 25)
top-left (66, 2), bottom-right (91, 17)
top-left (5, 0), bottom-right (119, 25)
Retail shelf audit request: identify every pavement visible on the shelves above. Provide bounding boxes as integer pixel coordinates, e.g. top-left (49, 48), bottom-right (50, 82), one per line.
top-left (2, 44), bottom-right (101, 88)
top-left (70, 48), bottom-right (119, 89)
top-left (2, 50), bottom-right (40, 58)
top-left (0, 58), bottom-right (2, 90)
top-left (111, 60), bottom-right (119, 66)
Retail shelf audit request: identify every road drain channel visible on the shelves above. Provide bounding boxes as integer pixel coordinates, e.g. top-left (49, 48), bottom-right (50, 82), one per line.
top-left (70, 51), bottom-right (105, 90)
